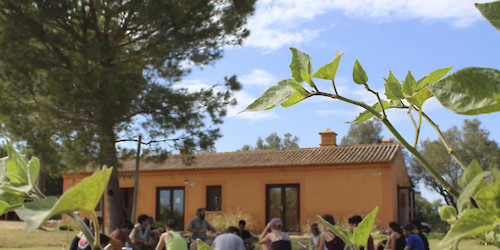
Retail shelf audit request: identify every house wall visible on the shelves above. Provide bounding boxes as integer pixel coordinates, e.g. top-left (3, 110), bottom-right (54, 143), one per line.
top-left (63, 161), bottom-right (402, 232)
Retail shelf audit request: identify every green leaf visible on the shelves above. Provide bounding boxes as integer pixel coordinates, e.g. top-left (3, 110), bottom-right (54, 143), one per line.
top-left (406, 87), bottom-right (433, 108)
top-left (385, 80), bottom-right (404, 100)
top-left (476, 179), bottom-right (500, 214)
top-left (350, 101), bottom-right (390, 124)
top-left (300, 70), bottom-right (312, 85)
top-left (352, 207), bottom-right (378, 247)
top-left (196, 238), bottom-right (214, 250)
top-left (416, 66), bottom-right (453, 91)
top-left (281, 80), bottom-right (311, 107)
top-left (0, 189), bottom-right (24, 215)
top-left (242, 80), bottom-right (295, 112)
top-left (387, 71), bottom-right (399, 84)
top-left (353, 60), bottom-right (368, 85)
top-left (428, 67), bottom-right (500, 115)
top-left (318, 215), bottom-right (356, 249)
top-left (440, 209), bottom-right (497, 247)
top-left (440, 205), bottom-right (457, 223)
top-left (457, 171), bottom-right (491, 213)
top-left (458, 160), bottom-right (483, 188)
top-left (476, 1), bottom-right (500, 31)
top-left (27, 157), bottom-right (40, 188)
top-left (312, 51), bottom-right (344, 81)
top-left (4, 141), bottom-right (29, 185)
top-left (16, 167), bottom-right (112, 232)
top-left (389, 100), bottom-right (404, 108)
top-left (290, 48), bottom-right (313, 87)
top-left (402, 71), bottom-right (417, 97)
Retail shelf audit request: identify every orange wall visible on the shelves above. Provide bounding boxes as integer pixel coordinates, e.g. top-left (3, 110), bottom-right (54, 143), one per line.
top-left (63, 160), bottom-right (405, 232)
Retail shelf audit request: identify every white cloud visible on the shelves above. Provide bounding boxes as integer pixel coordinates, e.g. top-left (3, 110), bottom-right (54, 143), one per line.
top-left (239, 69), bottom-right (279, 87)
top-left (245, 0), bottom-right (488, 50)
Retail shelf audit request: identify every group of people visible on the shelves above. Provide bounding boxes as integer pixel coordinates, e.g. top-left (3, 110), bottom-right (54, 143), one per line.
top-left (70, 209), bottom-right (430, 250)
top-left (69, 214), bottom-right (163, 250)
top-left (69, 208), bottom-right (255, 250)
top-left (186, 207), bottom-right (255, 250)
top-left (376, 221), bottom-right (430, 250)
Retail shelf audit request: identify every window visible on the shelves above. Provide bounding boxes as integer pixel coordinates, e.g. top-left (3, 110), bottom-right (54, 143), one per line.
top-left (206, 185), bottom-right (221, 211)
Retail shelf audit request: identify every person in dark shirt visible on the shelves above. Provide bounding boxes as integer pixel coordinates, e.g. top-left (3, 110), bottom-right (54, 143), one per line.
top-left (411, 221), bottom-right (429, 250)
top-left (237, 220), bottom-right (255, 250)
top-left (403, 224), bottom-right (425, 250)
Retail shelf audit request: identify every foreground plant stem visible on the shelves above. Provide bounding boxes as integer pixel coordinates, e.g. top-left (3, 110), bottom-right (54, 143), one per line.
top-left (311, 92), bottom-right (460, 198)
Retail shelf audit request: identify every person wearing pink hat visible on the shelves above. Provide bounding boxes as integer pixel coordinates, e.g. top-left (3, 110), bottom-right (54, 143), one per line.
top-left (258, 218), bottom-right (291, 250)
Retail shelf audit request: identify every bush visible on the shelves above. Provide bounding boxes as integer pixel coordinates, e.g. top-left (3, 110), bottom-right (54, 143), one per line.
top-left (205, 208), bottom-right (257, 233)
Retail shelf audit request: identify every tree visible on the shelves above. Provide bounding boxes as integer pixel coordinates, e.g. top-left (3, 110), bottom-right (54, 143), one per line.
top-left (340, 120), bottom-right (383, 145)
top-left (413, 193), bottom-right (448, 233)
top-left (0, 0), bottom-right (256, 230)
top-left (409, 119), bottom-right (500, 207)
top-left (240, 133), bottom-right (299, 150)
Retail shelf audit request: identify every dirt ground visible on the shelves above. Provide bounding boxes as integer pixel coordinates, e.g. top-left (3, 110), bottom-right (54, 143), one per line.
top-left (0, 220), bottom-right (27, 230)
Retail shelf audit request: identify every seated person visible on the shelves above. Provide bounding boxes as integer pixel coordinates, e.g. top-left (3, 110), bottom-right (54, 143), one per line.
top-left (237, 220), bottom-right (255, 250)
top-left (155, 218), bottom-right (188, 250)
top-left (212, 226), bottom-right (246, 250)
top-left (259, 218), bottom-right (291, 250)
top-left (108, 220), bottom-right (140, 250)
top-left (130, 214), bottom-right (154, 250)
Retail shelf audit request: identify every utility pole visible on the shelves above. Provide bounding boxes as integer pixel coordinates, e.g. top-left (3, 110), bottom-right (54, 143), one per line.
top-left (131, 135), bottom-right (141, 223)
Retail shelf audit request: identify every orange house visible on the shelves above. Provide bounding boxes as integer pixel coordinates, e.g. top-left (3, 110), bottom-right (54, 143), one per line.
top-left (62, 129), bottom-right (414, 232)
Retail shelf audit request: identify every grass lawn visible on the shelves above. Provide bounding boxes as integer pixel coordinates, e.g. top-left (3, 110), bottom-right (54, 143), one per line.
top-left (0, 228), bottom-right (497, 250)
top-left (0, 228), bottom-right (75, 250)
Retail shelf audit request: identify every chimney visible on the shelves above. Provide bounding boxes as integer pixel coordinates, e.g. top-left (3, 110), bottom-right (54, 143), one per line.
top-left (319, 128), bottom-right (337, 147)
top-left (382, 138), bottom-right (392, 144)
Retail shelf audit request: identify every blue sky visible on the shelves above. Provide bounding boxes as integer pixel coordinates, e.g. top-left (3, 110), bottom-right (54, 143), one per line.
top-left (176, 0), bottom-right (500, 201)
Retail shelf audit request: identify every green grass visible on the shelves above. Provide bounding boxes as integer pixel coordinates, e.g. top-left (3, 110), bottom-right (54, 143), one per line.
top-left (0, 228), bottom-right (75, 250)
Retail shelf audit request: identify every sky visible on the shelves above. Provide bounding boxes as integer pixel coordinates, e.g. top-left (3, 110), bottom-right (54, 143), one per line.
top-left (176, 0), bottom-right (500, 201)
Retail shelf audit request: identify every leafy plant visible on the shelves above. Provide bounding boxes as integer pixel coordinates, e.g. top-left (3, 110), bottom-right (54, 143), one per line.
top-left (243, 2), bottom-right (500, 249)
top-left (0, 140), bottom-right (112, 249)
top-left (318, 207), bottom-right (379, 250)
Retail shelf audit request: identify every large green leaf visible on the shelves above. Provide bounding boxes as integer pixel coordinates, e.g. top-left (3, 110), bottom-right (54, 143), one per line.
top-left (406, 87), bottom-right (433, 108)
top-left (290, 48), bottom-right (313, 87)
top-left (196, 239), bottom-right (214, 250)
top-left (353, 60), bottom-right (368, 85)
top-left (416, 66), bottom-right (453, 91)
top-left (312, 51), bottom-right (344, 81)
top-left (428, 67), bottom-right (500, 115)
top-left (4, 141), bottom-right (29, 185)
top-left (402, 71), bottom-right (417, 97)
top-left (457, 171), bottom-right (491, 213)
top-left (0, 189), bottom-right (24, 214)
top-left (350, 101), bottom-right (390, 124)
top-left (352, 207), bottom-right (378, 247)
top-left (242, 80), bottom-right (295, 112)
top-left (440, 205), bottom-right (457, 223)
top-left (16, 167), bottom-right (112, 232)
top-left (441, 209), bottom-right (497, 247)
top-left (476, 179), bottom-right (500, 214)
top-left (281, 80), bottom-right (310, 107)
top-left (458, 160), bottom-right (483, 188)
top-left (318, 215), bottom-right (355, 249)
top-left (476, 1), bottom-right (500, 31)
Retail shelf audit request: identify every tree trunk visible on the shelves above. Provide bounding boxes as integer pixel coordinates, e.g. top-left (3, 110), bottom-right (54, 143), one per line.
top-left (99, 124), bottom-right (125, 232)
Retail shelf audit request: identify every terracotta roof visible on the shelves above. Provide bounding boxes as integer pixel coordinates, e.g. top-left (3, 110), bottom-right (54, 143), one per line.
top-left (111, 143), bottom-right (401, 172)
